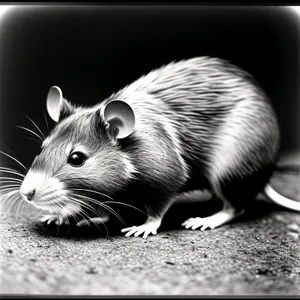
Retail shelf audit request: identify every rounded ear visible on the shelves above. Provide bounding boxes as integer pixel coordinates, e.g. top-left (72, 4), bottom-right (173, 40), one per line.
top-left (103, 100), bottom-right (135, 139)
top-left (46, 86), bottom-right (63, 122)
top-left (46, 86), bottom-right (74, 122)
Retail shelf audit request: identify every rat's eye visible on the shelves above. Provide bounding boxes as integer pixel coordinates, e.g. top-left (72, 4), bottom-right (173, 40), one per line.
top-left (68, 152), bottom-right (86, 167)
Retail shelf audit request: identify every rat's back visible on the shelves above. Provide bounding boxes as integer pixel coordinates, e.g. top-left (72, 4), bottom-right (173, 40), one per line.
top-left (108, 56), bottom-right (279, 178)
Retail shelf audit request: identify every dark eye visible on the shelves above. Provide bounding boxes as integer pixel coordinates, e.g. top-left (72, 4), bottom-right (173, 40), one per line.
top-left (68, 152), bottom-right (86, 167)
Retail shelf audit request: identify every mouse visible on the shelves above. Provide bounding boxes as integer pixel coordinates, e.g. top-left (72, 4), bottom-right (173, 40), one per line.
top-left (10, 56), bottom-right (300, 238)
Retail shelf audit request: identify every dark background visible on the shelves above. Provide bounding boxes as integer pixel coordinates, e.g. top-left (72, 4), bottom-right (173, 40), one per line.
top-left (0, 5), bottom-right (299, 171)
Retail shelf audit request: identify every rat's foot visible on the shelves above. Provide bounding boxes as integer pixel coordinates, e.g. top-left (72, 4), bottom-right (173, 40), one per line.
top-left (182, 208), bottom-right (243, 231)
top-left (121, 216), bottom-right (162, 239)
top-left (40, 214), bottom-right (69, 226)
top-left (76, 216), bottom-right (110, 227)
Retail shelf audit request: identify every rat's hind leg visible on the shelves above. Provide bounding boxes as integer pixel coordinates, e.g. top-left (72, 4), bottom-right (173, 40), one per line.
top-left (181, 160), bottom-right (273, 231)
top-left (181, 155), bottom-right (247, 231)
top-left (181, 106), bottom-right (276, 231)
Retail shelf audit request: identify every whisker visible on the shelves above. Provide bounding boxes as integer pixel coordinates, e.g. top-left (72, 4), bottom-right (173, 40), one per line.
top-left (54, 203), bottom-right (77, 237)
top-left (0, 185), bottom-right (21, 194)
top-left (66, 198), bottom-right (96, 222)
top-left (24, 137), bottom-right (43, 145)
top-left (0, 167), bottom-right (23, 171)
top-left (2, 192), bottom-right (17, 213)
top-left (19, 197), bottom-right (30, 221)
top-left (1, 190), bottom-right (19, 211)
top-left (0, 188), bottom-right (18, 197)
top-left (0, 151), bottom-right (27, 171)
top-left (0, 194), bottom-right (20, 208)
top-left (64, 198), bottom-right (95, 224)
top-left (67, 195), bottom-right (107, 220)
top-left (56, 178), bottom-right (112, 200)
top-left (68, 196), bottom-right (108, 236)
top-left (0, 187), bottom-right (19, 197)
top-left (71, 188), bottom-right (113, 201)
top-left (25, 115), bottom-right (46, 140)
top-left (0, 184), bottom-right (21, 191)
top-left (13, 194), bottom-right (24, 223)
top-left (51, 205), bottom-right (61, 236)
top-left (34, 196), bottom-right (83, 231)
top-left (61, 199), bottom-right (81, 224)
top-left (4, 196), bottom-right (18, 214)
top-left (0, 171), bottom-right (25, 179)
top-left (58, 183), bottom-right (118, 222)
top-left (30, 201), bottom-right (54, 212)
top-left (31, 206), bottom-right (44, 221)
top-left (54, 202), bottom-right (72, 237)
top-left (15, 126), bottom-right (44, 143)
top-left (102, 201), bottom-right (148, 217)
top-left (38, 191), bottom-right (60, 202)
top-left (44, 112), bottom-right (49, 132)
top-left (36, 190), bottom-right (66, 206)
top-left (0, 182), bottom-right (21, 188)
top-left (71, 193), bottom-right (125, 226)
top-left (0, 185), bottom-right (21, 193)
top-left (59, 200), bottom-right (81, 225)
top-left (0, 167), bottom-right (25, 178)
top-left (0, 177), bottom-right (23, 183)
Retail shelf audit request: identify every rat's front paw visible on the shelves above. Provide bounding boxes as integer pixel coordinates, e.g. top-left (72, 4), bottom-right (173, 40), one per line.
top-left (39, 214), bottom-right (69, 226)
top-left (121, 217), bottom-right (161, 239)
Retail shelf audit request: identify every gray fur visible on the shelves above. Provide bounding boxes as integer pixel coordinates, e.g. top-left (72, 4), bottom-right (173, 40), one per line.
top-left (24, 56), bottom-right (282, 224)
top-left (104, 56), bottom-right (279, 193)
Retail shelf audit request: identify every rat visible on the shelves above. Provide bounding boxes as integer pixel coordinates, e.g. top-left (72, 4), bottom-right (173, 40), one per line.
top-left (18, 56), bottom-right (300, 238)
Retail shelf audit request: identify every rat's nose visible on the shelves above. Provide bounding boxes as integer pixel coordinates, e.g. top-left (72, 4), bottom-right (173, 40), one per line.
top-left (21, 189), bottom-right (35, 201)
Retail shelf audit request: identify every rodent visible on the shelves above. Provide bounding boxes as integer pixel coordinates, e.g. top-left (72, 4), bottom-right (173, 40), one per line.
top-left (18, 56), bottom-right (300, 238)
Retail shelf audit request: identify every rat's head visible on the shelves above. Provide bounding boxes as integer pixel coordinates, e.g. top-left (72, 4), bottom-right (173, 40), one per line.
top-left (20, 86), bottom-right (137, 218)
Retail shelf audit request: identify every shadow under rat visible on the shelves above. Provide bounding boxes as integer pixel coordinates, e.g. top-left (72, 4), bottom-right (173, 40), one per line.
top-left (28, 196), bottom-right (283, 240)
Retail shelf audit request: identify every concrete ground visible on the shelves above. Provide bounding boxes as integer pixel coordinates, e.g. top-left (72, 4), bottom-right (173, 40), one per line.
top-left (0, 153), bottom-right (299, 296)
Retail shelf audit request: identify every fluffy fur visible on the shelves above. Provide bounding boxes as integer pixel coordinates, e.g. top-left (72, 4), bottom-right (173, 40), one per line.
top-left (23, 56), bottom-right (285, 230)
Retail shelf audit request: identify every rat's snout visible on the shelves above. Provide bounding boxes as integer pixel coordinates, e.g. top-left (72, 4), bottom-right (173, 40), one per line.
top-left (19, 169), bottom-right (67, 210)
top-left (20, 188), bottom-right (35, 201)
top-left (19, 169), bottom-right (43, 203)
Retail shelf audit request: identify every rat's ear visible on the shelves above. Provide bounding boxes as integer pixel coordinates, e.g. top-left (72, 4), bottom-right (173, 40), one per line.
top-left (103, 100), bottom-right (135, 140)
top-left (46, 86), bottom-right (75, 122)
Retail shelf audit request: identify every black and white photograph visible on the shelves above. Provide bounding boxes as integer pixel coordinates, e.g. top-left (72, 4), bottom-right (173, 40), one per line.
top-left (0, 4), bottom-right (299, 296)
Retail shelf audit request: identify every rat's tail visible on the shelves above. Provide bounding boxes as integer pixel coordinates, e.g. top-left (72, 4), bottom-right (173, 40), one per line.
top-left (264, 183), bottom-right (300, 212)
